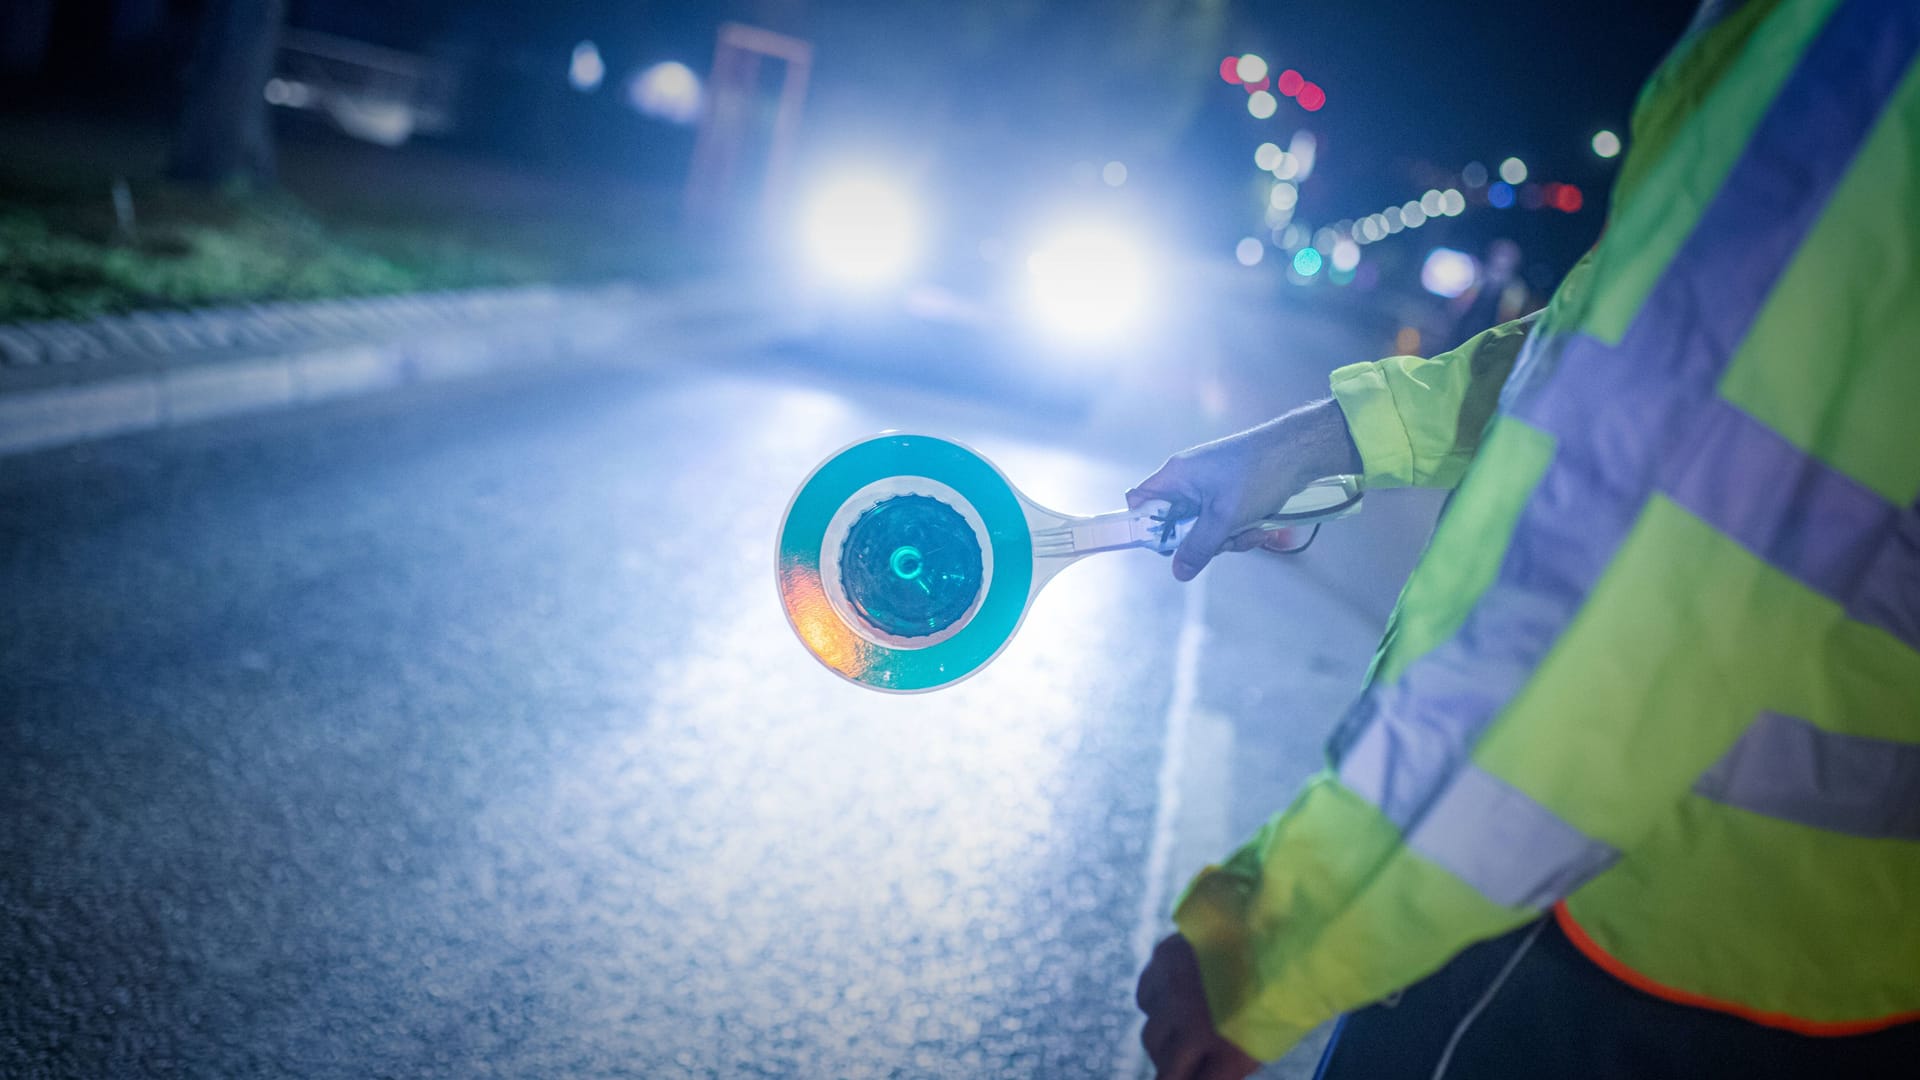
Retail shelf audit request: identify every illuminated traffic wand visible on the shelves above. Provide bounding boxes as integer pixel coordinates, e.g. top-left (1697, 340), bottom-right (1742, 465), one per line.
top-left (776, 433), bottom-right (1362, 693)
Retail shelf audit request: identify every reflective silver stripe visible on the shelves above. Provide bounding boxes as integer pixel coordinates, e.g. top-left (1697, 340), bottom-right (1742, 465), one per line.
top-left (1339, 717), bottom-right (1620, 910)
top-left (1852, 500), bottom-right (1920, 652)
top-left (1695, 711), bottom-right (1920, 841)
top-left (1405, 764), bottom-right (1621, 910)
top-left (1335, 693), bottom-right (1464, 831)
top-left (1662, 397), bottom-right (1918, 652)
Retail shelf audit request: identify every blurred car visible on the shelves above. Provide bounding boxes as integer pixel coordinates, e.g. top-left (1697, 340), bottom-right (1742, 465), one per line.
top-left (773, 154), bottom-right (1180, 414)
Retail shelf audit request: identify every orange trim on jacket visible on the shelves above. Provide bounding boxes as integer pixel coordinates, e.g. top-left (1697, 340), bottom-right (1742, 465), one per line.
top-left (1553, 903), bottom-right (1920, 1038)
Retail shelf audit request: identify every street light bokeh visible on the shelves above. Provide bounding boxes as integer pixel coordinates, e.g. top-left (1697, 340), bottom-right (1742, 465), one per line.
top-left (569, 41), bottom-right (605, 92)
top-left (1420, 247), bottom-right (1479, 297)
top-left (628, 61), bottom-right (703, 125)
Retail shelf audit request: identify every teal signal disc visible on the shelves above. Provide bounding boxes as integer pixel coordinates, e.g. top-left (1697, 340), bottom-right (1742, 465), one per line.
top-left (838, 495), bottom-right (985, 639)
top-left (776, 434), bottom-right (1034, 692)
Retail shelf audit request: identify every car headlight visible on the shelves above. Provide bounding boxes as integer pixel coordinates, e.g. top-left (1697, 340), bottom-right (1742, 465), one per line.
top-left (798, 172), bottom-right (921, 290)
top-left (1023, 222), bottom-right (1154, 345)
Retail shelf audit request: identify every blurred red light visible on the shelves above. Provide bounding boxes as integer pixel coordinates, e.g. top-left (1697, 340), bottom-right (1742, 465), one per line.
top-left (1556, 184), bottom-right (1585, 212)
top-left (1297, 83), bottom-right (1326, 111)
top-left (1220, 56), bottom-right (1243, 84)
top-left (1243, 76), bottom-right (1271, 93)
top-left (1277, 69), bottom-right (1305, 96)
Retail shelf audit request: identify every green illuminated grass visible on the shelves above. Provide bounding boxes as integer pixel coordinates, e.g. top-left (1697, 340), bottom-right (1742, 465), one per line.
top-left (0, 118), bottom-right (697, 323)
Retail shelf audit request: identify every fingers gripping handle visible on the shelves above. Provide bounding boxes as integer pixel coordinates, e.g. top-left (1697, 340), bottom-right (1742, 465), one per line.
top-left (1126, 475), bottom-right (1363, 556)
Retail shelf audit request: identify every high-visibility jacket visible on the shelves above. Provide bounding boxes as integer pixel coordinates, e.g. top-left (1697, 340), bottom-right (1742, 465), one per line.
top-left (1174, 0), bottom-right (1920, 1059)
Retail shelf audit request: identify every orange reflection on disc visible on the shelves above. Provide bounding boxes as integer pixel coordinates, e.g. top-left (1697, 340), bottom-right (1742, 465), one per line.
top-left (778, 560), bottom-right (878, 682)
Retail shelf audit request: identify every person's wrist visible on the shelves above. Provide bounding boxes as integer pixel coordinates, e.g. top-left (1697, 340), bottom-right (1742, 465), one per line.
top-left (1266, 398), bottom-right (1362, 487)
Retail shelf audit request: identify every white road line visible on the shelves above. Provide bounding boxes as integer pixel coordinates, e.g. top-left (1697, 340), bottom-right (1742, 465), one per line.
top-left (1115, 576), bottom-right (1209, 1080)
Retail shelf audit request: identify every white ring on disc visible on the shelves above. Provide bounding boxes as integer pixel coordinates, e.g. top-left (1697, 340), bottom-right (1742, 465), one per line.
top-left (819, 476), bottom-right (996, 650)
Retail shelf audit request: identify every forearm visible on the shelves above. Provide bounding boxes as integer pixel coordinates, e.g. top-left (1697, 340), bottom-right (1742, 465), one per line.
top-left (1205, 397), bottom-right (1359, 495)
top-left (1265, 397), bottom-right (1364, 487)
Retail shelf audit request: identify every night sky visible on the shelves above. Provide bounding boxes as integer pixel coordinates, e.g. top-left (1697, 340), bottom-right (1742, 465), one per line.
top-left (9, 0), bottom-right (1703, 276)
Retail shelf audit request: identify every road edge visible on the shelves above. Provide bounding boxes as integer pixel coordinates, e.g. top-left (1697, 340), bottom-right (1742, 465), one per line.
top-left (0, 279), bottom-right (791, 459)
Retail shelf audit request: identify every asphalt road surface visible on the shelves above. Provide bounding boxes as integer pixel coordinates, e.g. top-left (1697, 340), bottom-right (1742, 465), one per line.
top-left (2, 344), bottom-right (1409, 1078)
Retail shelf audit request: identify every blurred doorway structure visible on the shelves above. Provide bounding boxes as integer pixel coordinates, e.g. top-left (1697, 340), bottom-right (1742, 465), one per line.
top-left (684, 22), bottom-right (812, 230)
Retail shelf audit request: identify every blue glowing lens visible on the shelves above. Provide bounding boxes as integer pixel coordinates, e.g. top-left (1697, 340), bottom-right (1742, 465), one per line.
top-left (839, 495), bottom-right (984, 638)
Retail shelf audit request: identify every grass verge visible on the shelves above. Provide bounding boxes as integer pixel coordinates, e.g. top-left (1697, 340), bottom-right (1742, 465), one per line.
top-left (0, 117), bottom-right (700, 323)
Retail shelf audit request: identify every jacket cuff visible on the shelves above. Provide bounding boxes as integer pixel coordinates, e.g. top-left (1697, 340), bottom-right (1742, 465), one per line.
top-left (1329, 360), bottom-right (1419, 489)
top-left (1173, 867), bottom-right (1312, 1061)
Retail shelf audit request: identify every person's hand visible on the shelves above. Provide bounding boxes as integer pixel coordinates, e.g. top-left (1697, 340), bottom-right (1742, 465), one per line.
top-left (1128, 399), bottom-right (1360, 582)
top-left (1136, 934), bottom-right (1261, 1080)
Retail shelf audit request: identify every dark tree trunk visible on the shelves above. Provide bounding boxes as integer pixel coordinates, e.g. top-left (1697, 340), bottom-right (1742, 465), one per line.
top-left (168, 0), bottom-right (286, 188)
top-left (0, 0), bottom-right (55, 74)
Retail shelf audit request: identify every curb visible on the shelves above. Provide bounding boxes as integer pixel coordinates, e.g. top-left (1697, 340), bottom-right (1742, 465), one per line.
top-left (0, 280), bottom-right (783, 458)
